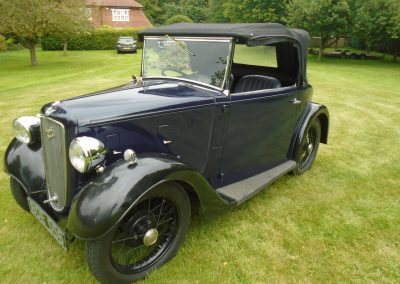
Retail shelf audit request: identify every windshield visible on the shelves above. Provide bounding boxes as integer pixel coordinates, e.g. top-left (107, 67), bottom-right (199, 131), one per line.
top-left (119, 37), bottom-right (134, 43)
top-left (142, 37), bottom-right (232, 89)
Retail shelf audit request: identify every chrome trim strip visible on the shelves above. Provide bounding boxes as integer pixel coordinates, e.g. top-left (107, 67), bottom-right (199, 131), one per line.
top-left (141, 36), bottom-right (234, 91)
top-left (38, 114), bottom-right (68, 212)
top-left (87, 102), bottom-right (216, 126)
top-left (222, 38), bottom-right (235, 96)
top-left (142, 76), bottom-right (224, 92)
top-left (140, 37), bottom-right (146, 77)
top-left (231, 85), bottom-right (296, 96)
top-left (144, 36), bottom-right (232, 42)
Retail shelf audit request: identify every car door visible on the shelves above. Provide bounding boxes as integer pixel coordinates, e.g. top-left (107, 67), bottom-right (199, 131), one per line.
top-left (219, 88), bottom-right (300, 187)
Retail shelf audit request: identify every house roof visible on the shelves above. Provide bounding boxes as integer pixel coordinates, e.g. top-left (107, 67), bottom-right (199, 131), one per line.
top-left (85, 0), bottom-right (143, 8)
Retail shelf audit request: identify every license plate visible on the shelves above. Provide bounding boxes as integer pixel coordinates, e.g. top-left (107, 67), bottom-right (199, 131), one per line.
top-left (28, 197), bottom-right (68, 250)
top-left (123, 47), bottom-right (131, 50)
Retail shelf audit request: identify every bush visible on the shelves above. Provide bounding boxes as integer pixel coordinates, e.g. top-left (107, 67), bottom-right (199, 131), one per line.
top-left (165, 15), bottom-right (193, 25)
top-left (6, 38), bottom-right (24, 51)
top-left (0, 35), bottom-right (7, 51)
top-left (41, 27), bottom-right (145, 51)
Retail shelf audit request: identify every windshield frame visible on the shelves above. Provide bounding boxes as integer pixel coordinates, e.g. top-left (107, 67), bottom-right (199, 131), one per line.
top-left (141, 36), bottom-right (234, 92)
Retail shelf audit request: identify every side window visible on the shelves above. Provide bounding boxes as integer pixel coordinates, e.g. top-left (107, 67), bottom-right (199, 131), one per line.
top-left (233, 45), bottom-right (277, 67)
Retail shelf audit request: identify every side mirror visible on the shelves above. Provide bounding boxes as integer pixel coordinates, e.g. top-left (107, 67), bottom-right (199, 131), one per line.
top-left (131, 74), bottom-right (142, 85)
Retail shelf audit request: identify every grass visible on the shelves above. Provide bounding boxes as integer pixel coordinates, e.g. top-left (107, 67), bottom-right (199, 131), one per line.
top-left (0, 49), bottom-right (399, 283)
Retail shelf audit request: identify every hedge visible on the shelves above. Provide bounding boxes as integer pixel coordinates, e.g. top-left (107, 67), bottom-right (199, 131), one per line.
top-left (41, 27), bottom-right (145, 51)
top-left (0, 35), bottom-right (7, 51)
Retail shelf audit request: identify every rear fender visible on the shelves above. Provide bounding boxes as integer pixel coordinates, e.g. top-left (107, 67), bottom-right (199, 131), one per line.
top-left (67, 155), bottom-right (230, 240)
top-left (289, 102), bottom-right (330, 158)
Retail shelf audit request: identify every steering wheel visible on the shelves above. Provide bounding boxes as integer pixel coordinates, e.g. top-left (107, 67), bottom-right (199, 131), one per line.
top-left (161, 68), bottom-right (186, 76)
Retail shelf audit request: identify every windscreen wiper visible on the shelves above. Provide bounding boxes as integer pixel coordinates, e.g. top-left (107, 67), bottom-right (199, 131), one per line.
top-left (165, 34), bottom-right (196, 56)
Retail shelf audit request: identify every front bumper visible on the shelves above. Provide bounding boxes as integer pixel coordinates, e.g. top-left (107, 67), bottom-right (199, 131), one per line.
top-left (5, 139), bottom-right (72, 249)
top-left (117, 45), bottom-right (137, 52)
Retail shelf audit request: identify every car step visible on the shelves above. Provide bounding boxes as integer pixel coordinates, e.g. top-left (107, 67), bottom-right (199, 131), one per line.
top-left (216, 160), bottom-right (296, 205)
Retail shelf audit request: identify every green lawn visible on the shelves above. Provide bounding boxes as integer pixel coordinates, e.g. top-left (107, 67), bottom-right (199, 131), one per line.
top-left (0, 49), bottom-right (399, 283)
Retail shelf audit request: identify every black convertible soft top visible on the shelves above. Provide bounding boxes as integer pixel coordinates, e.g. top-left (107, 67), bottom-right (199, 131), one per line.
top-left (139, 23), bottom-right (310, 81)
top-left (139, 23), bottom-right (308, 47)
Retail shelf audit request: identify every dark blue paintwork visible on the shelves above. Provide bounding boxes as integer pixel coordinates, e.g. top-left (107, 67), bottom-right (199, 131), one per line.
top-left (218, 87), bottom-right (304, 186)
top-left (4, 76), bottom-right (329, 242)
top-left (44, 82), bottom-right (220, 127)
top-left (67, 154), bottom-right (231, 240)
top-left (290, 101), bottom-right (330, 154)
top-left (4, 139), bottom-right (45, 194)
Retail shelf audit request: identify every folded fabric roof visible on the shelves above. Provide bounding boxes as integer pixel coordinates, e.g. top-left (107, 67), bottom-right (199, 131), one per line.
top-left (139, 23), bottom-right (310, 82)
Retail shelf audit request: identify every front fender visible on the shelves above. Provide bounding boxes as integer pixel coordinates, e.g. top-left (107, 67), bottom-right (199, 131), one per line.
top-left (3, 138), bottom-right (45, 193)
top-left (67, 155), bottom-right (230, 240)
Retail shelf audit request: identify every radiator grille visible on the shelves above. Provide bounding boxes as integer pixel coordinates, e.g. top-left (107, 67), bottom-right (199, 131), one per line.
top-left (40, 116), bottom-right (68, 211)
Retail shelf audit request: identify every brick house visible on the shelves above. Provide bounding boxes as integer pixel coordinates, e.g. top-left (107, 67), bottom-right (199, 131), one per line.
top-left (85, 0), bottom-right (152, 28)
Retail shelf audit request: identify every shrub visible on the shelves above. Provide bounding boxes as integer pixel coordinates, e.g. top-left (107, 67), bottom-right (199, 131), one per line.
top-left (0, 35), bottom-right (7, 51)
top-left (165, 15), bottom-right (193, 25)
top-left (41, 36), bottom-right (64, 51)
top-left (3, 37), bottom-right (24, 51)
top-left (41, 27), bottom-right (145, 51)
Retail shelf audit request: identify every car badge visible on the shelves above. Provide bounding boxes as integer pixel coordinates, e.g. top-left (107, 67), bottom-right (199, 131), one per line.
top-left (46, 127), bottom-right (56, 140)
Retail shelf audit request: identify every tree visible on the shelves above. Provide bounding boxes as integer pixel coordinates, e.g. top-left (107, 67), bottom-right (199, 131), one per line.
top-left (286, 0), bottom-right (351, 61)
top-left (139, 0), bottom-right (208, 25)
top-left (137, 0), bottom-right (163, 25)
top-left (223, 0), bottom-right (289, 23)
top-left (0, 0), bottom-right (90, 65)
top-left (166, 15), bottom-right (193, 25)
top-left (354, 0), bottom-right (400, 62)
top-left (387, 2), bottom-right (400, 62)
top-left (206, 0), bottom-right (229, 23)
top-left (47, 0), bottom-right (92, 55)
top-left (0, 0), bottom-right (53, 65)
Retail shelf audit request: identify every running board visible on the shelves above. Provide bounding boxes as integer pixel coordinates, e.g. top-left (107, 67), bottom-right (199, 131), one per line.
top-left (216, 160), bottom-right (296, 205)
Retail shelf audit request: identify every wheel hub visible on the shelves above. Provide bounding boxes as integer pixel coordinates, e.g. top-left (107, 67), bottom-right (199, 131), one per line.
top-left (143, 228), bottom-right (159, 246)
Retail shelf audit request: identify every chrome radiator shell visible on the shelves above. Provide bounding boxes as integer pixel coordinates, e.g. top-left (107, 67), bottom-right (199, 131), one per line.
top-left (40, 116), bottom-right (70, 212)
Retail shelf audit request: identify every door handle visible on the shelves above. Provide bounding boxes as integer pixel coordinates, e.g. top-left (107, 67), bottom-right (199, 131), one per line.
top-left (289, 98), bottom-right (301, 104)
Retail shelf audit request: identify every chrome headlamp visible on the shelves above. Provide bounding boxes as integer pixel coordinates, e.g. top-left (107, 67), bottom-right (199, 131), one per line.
top-left (69, 137), bottom-right (107, 173)
top-left (13, 116), bottom-right (41, 144)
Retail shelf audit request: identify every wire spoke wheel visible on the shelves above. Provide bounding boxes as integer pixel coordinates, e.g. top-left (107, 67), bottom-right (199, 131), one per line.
top-left (291, 119), bottom-right (321, 175)
top-left (86, 183), bottom-right (191, 284)
top-left (299, 127), bottom-right (316, 168)
top-left (110, 197), bottom-right (178, 274)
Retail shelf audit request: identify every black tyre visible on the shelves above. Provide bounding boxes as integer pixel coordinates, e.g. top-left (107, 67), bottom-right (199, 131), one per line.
top-left (10, 178), bottom-right (30, 212)
top-left (86, 183), bottom-right (191, 284)
top-left (291, 119), bottom-right (321, 176)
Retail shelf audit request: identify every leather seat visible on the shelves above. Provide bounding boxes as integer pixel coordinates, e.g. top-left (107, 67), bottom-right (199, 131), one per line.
top-left (234, 75), bottom-right (281, 93)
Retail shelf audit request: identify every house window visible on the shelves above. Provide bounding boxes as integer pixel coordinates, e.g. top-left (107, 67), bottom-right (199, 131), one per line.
top-left (85, 8), bottom-right (92, 21)
top-left (111, 9), bottom-right (130, 22)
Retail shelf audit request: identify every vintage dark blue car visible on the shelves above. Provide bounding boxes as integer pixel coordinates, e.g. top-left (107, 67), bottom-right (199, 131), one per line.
top-left (4, 23), bottom-right (329, 283)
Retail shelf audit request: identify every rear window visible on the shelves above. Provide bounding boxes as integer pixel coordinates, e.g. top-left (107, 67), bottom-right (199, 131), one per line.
top-left (234, 45), bottom-right (278, 68)
top-left (119, 37), bottom-right (134, 42)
